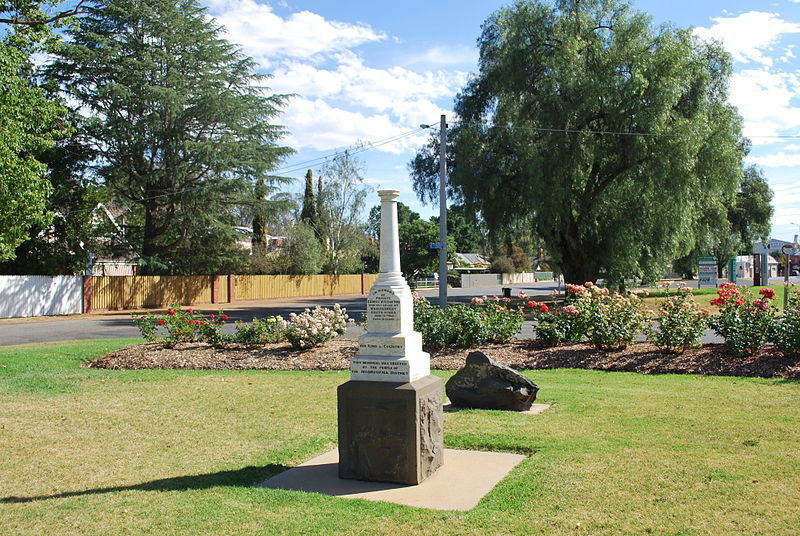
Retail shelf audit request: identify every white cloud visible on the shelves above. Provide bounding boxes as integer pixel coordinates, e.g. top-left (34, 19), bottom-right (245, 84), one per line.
top-left (205, 0), bottom-right (386, 66)
top-left (729, 69), bottom-right (800, 142)
top-left (280, 98), bottom-right (429, 153)
top-left (748, 151), bottom-right (800, 167)
top-left (202, 2), bottom-right (464, 154)
top-left (403, 45), bottom-right (478, 67)
top-left (694, 11), bottom-right (800, 66)
top-left (270, 52), bottom-right (464, 122)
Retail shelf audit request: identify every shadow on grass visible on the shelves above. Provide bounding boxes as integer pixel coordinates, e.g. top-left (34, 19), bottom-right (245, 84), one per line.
top-left (1, 464), bottom-right (289, 504)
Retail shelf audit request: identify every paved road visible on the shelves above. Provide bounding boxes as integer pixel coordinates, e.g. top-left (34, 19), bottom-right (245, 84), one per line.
top-left (0, 281), bottom-right (560, 346)
top-left (8, 276), bottom-right (775, 346)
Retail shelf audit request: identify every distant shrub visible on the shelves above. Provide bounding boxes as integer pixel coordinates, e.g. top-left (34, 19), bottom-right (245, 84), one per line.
top-left (489, 256), bottom-right (515, 274)
top-left (233, 316), bottom-right (287, 345)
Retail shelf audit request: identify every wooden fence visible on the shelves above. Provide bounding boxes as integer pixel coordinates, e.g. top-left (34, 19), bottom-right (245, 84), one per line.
top-left (85, 273), bottom-right (378, 312)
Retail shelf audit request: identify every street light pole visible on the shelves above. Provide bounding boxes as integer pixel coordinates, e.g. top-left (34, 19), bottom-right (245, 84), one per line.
top-left (438, 115), bottom-right (448, 309)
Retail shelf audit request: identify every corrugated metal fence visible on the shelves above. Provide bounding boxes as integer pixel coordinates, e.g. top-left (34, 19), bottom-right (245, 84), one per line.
top-left (236, 274), bottom-right (377, 300)
top-left (90, 276), bottom-right (214, 310)
top-left (87, 274), bottom-right (378, 312)
top-left (0, 274), bottom-right (378, 318)
top-left (0, 276), bottom-right (83, 319)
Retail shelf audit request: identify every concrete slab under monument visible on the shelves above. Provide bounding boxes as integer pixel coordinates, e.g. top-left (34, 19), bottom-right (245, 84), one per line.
top-left (443, 402), bottom-right (552, 415)
top-left (257, 448), bottom-right (527, 511)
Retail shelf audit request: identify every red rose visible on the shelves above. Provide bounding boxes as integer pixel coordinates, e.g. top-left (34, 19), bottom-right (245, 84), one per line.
top-left (759, 288), bottom-right (775, 300)
top-left (221, 314), bottom-right (229, 320)
top-left (167, 309), bottom-right (176, 316)
top-left (158, 319), bottom-right (165, 325)
top-left (539, 304), bottom-right (549, 313)
top-left (735, 299), bottom-right (744, 306)
top-left (525, 300), bottom-right (538, 308)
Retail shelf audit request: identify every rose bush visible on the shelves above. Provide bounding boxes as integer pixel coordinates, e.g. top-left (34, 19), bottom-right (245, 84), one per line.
top-left (533, 282), bottom-right (644, 350)
top-left (709, 283), bottom-right (775, 356)
top-left (131, 305), bottom-right (229, 348)
top-left (770, 289), bottom-right (800, 359)
top-left (647, 288), bottom-right (710, 352)
top-left (415, 294), bottom-right (524, 349)
top-left (284, 304), bottom-right (352, 350)
top-left (532, 299), bottom-right (589, 346)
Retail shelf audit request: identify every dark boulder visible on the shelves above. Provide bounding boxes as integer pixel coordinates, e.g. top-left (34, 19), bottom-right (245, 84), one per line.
top-left (445, 351), bottom-right (539, 411)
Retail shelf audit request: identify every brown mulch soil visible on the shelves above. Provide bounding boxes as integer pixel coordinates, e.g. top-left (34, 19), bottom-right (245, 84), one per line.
top-left (86, 339), bottom-right (800, 379)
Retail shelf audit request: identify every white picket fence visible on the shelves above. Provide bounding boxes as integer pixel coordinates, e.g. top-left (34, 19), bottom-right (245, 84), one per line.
top-left (0, 276), bottom-right (83, 319)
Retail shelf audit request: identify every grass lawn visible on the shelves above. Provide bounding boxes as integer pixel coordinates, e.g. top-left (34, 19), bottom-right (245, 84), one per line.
top-left (1, 339), bottom-right (798, 535)
top-left (640, 285), bottom-right (790, 314)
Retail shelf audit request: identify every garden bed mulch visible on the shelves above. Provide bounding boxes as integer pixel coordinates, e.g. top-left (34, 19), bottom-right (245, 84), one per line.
top-left (86, 339), bottom-right (800, 379)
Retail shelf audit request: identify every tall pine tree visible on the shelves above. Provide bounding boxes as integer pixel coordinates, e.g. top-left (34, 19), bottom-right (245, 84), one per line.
top-left (49, 0), bottom-right (293, 274)
top-left (300, 169), bottom-right (317, 231)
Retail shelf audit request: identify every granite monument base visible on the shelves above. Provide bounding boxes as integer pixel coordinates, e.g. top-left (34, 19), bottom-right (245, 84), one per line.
top-left (337, 375), bottom-right (443, 485)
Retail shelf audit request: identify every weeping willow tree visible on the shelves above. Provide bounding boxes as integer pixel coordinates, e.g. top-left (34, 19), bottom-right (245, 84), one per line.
top-left (411, 0), bottom-right (746, 287)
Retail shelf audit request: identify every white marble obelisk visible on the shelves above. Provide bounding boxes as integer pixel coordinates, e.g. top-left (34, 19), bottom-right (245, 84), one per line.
top-left (350, 190), bottom-right (430, 382)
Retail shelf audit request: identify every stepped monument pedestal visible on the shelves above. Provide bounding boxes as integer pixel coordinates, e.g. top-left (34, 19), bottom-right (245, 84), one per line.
top-left (337, 190), bottom-right (444, 485)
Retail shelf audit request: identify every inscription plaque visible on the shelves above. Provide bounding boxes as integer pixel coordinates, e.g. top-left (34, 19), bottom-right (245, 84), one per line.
top-left (368, 288), bottom-right (400, 323)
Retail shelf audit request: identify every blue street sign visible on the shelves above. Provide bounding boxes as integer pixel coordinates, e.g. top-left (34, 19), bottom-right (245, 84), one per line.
top-left (429, 243), bottom-right (442, 249)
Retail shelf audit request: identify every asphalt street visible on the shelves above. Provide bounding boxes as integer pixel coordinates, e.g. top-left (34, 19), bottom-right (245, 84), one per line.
top-left (0, 281), bottom-right (560, 346)
top-left (3, 276), bottom-right (781, 346)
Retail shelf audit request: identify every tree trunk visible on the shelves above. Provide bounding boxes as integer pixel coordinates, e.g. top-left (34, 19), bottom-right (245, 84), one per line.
top-left (140, 202), bottom-right (158, 275)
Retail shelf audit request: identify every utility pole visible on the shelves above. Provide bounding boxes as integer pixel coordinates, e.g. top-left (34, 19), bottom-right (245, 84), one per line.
top-left (438, 115), bottom-right (448, 308)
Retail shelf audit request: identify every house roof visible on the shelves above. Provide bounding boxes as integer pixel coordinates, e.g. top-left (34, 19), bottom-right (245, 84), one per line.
top-left (454, 253), bottom-right (489, 266)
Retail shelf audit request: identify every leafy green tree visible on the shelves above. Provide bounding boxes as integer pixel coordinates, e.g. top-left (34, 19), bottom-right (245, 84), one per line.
top-left (410, 0), bottom-right (745, 287)
top-left (431, 203), bottom-right (484, 253)
top-left (0, 131), bottom-right (106, 274)
top-left (316, 150), bottom-right (370, 274)
top-left (730, 165), bottom-right (773, 248)
top-left (398, 219), bottom-right (440, 278)
top-left (367, 201), bottom-right (420, 239)
top-left (674, 164), bottom-right (773, 278)
top-left (0, 2), bottom-right (74, 261)
top-left (280, 221), bottom-right (324, 275)
top-left (48, 0), bottom-right (292, 274)
top-left (1, 0), bottom-right (88, 30)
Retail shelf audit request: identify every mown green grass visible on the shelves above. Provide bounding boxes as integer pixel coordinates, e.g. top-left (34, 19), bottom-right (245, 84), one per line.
top-left (641, 285), bottom-right (789, 314)
top-left (1, 340), bottom-right (798, 535)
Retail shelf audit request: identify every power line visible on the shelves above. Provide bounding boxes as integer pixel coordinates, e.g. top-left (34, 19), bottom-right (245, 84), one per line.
top-left (274, 126), bottom-right (429, 176)
top-left (57, 123), bottom-right (435, 215)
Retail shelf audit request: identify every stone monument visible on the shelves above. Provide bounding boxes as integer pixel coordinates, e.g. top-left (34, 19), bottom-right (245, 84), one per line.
top-left (337, 189), bottom-right (444, 485)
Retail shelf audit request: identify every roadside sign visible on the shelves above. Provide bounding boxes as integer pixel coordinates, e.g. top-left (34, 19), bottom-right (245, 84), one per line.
top-left (698, 256), bottom-right (718, 288)
top-left (429, 243), bottom-right (442, 249)
top-left (782, 244), bottom-right (793, 255)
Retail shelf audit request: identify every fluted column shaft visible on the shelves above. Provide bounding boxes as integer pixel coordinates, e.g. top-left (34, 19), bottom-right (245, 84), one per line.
top-left (378, 190), bottom-right (401, 274)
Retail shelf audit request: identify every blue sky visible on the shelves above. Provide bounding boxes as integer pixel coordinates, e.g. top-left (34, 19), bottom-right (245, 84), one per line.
top-left (202, 0), bottom-right (800, 242)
